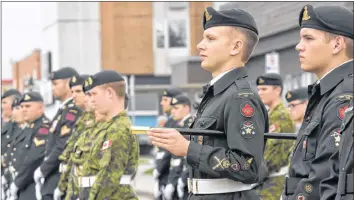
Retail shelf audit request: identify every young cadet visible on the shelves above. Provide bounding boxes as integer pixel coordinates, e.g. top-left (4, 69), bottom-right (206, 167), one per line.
top-left (148, 7), bottom-right (269, 200)
top-left (283, 5), bottom-right (353, 200)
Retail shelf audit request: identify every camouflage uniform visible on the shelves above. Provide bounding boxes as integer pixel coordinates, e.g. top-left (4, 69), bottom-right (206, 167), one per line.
top-left (256, 103), bottom-right (295, 200)
top-left (74, 111), bottom-right (139, 200)
top-left (63, 115), bottom-right (101, 200)
top-left (57, 111), bottom-right (95, 197)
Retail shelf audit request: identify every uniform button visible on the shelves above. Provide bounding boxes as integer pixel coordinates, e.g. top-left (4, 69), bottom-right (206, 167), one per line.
top-left (10, 153), bottom-right (13, 156)
top-left (14, 148), bottom-right (16, 152)
top-left (13, 158), bottom-right (16, 162)
top-left (25, 145), bottom-right (29, 148)
top-left (9, 162), bottom-right (12, 165)
top-left (349, 74), bottom-right (353, 77)
top-left (4, 153), bottom-right (7, 157)
top-left (306, 117), bottom-right (311, 122)
top-left (6, 135), bottom-right (9, 139)
top-left (7, 144), bottom-right (10, 148)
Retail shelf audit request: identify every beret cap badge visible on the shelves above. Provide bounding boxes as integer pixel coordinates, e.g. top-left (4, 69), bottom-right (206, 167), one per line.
top-left (205, 8), bottom-right (212, 21)
top-left (302, 6), bottom-right (311, 21)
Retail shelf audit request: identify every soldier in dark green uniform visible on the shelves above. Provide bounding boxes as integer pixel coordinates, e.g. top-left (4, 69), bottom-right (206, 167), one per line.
top-left (33, 67), bottom-right (82, 200)
top-left (325, 100), bottom-right (353, 200)
top-left (285, 87), bottom-right (308, 133)
top-left (255, 73), bottom-right (295, 200)
top-left (154, 87), bottom-right (182, 200)
top-left (8, 92), bottom-right (51, 200)
top-left (53, 74), bottom-right (91, 200)
top-left (1, 95), bottom-right (24, 200)
top-left (164, 94), bottom-right (193, 200)
top-left (1, 89), bottom-right (21, 127)
top-left (148, 7), bottom-right (269, 200)
top-left (74, 70), bottom-right (139, 200)
top-left (282, 5), bottom-right (353, 200)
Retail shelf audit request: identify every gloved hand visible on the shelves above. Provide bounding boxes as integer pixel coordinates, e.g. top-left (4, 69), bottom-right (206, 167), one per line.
top-left (33, 167), bottom-right (44, 184)
top-left (152, 169), bottom-right (160, 180)
top-left (163, 183), bottom-right (175, 200)
top-left (53, 187), bottom-right (64, 200)
top-left (1, 175), bottom-right (8, 188)
top-left (9, 183), bottom-right (19, 200)
top-left (153, 180), bottom-right (161, 198)
top-left (35, 183), bottom-right (42, 200)
top-left (177, 177), bottom-right (185, 199)
top-left (2, 185), bottom-right (6, 200)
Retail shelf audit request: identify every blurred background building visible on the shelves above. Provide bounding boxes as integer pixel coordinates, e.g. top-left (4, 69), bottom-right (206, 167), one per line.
top-left (3, 1), bottom-right (353, 125)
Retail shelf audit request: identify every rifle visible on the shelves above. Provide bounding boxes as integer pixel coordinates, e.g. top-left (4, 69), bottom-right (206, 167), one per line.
top-left (131, 126), bottom-right (298, 140)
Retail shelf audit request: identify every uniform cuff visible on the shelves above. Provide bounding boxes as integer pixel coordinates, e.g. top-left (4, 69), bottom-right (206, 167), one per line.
top-left (186, 142), bottom-right (202, 169)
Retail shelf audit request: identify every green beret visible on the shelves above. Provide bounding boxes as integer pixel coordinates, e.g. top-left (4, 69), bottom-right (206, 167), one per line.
top-left (69, 74), bottom-right (90, 88)
top-left (50, 67), bottom-right (79, 80)
top-left (299, 5), bottom-right (353, 39)
top-left (170, 94), bottom-right (191, 106)
top-left (162, 87), bottom-right (183, 98)
top-left (20, 92), bottom-right (43, 103)
top-left (285, 87), bottom-right (309, 102)
top-left (203, 7), bottom-right (258, 35)
top-left (84, 70), bottom-right (124, 92)
top-left (256, 73), bottom-right (283, 87)
top-left (2, 89), bottom-right (21, 100)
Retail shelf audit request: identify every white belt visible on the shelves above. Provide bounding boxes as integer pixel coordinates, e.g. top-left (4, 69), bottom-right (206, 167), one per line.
top-left (269, 166), bottom-right (289, 178)
top-left (78, 175), bottom-right (133, 188)
top-left (59, 163), bottom-right (67, 173)
top-left (187, 178), bottom-right (257, 194)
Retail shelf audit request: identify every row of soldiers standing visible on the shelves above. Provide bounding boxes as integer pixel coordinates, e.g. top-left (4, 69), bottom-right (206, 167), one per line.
top-left (1, 67), bottom-right (140, 200)
top-left (152, 73), bottom-right (311, 200)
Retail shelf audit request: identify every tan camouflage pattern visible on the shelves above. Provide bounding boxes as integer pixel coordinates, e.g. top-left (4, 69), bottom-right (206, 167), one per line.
top-left (257, 103), bottom-right (295, 200)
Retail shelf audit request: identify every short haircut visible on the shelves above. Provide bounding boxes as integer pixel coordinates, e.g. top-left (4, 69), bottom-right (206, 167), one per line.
top-left (100, 81), bottom-right (126, 98)
top-left (233, 27), bottom-right (259, 62)
top-left (325, 32), bottom-right (353, 58)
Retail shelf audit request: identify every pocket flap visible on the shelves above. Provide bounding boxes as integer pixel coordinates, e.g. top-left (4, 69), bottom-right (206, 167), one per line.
top-left (303, 121), bottom-right (319, 136)
top-left (194, 116), bottom-right (217, 129)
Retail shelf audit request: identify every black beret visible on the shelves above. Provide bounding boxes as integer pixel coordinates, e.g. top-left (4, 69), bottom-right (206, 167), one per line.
top-left (50, 67), bottom-right (79, 80)
top-left (162, 87), bottom-right (183, 98)
top-left (256, 73), bottom-right (283, 87)
top-left (12, 96), bottom-right (22, 108)
top-left (170, 94), bottom-right (191, 106)
top-left (285, 87), bottom-right (308, 102)
top-left (299, 5), bottom-right (353, 39)
top-left (203, 7), bottom-right (258, 35)
top-left (2, 89), bottom-right (21, 100)
top-left (20, 92), bottom-right (43, 103)
top-left (124, 93), bottom-right (129, 109)
top-left (84, 70), bottom-right (124, 92)
top-left (69, 74), bottom-right (90, 88)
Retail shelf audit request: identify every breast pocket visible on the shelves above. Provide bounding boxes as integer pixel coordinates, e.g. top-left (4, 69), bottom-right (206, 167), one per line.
top-left (194, 116), bottom-right (218, 130)
top-left (302, 121), bottom-right (319, 161)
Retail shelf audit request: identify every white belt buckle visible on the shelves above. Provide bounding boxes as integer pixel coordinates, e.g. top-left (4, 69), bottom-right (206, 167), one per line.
top-left (79, 176), bottom-right (96, 188)
top-left (120, 175), bottom-right (132, 185)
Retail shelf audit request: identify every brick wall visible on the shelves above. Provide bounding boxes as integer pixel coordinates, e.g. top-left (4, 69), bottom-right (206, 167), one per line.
top-left (12, 50), bottom-right (41, 92)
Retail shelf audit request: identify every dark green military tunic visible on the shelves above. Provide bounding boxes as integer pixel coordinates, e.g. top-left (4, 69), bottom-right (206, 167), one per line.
top-left (187, 67), bottom-right (269, 200)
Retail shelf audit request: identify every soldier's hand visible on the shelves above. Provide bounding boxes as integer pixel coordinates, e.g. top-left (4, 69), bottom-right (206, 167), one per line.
top-left (9, 183), bottom-right (18, 200)
top-left (1, 175), bottom-right (8, 188)
top-left (53, 188), bottom-right (64, 200)
top-left (147, 128), bottom-right (190, 156)
top-left (153, 180), bottom-right (161, 198)
top-left (163, 183), bottom-right (175, 200)
top-left (177, 178), bottom-right (185, 199)
top-left (33, 167), bottom-right (44, 184)
top-left (35, 184), bottom-right (42, 200)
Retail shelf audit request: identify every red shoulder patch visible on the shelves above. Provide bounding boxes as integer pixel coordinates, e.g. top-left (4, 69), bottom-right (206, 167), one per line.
top-left (338, 103), bottom-right (349, 120)
top-left (240, 102), bottom-right (255, 117)
top-left (38, 127), bottom-right (49, 135)
top-left (65, 112), bottom-right (76, 121)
